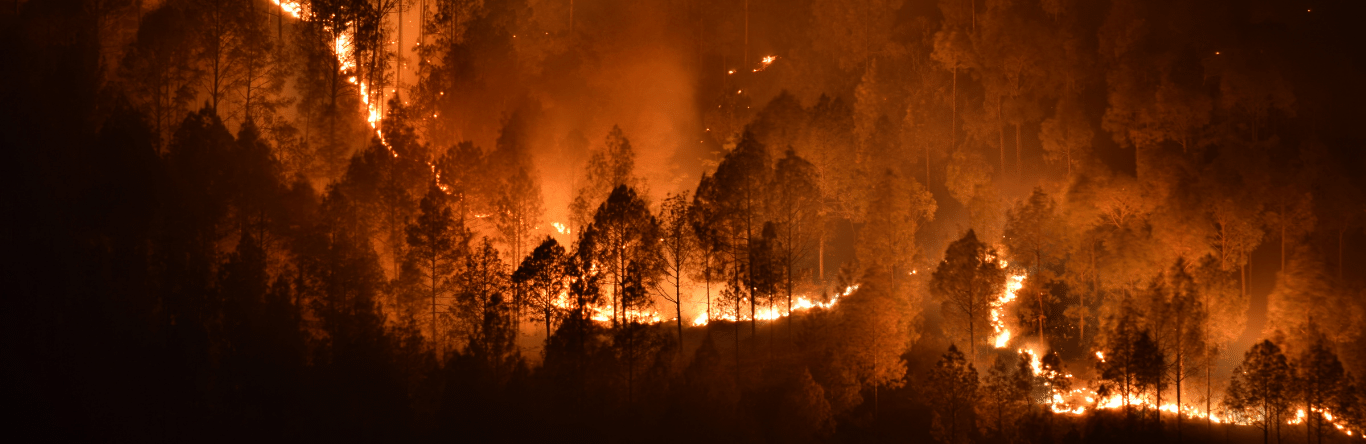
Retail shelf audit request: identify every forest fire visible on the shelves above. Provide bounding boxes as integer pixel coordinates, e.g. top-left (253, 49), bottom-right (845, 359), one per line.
top-left (272, 0), bottom-right (304, 19)
top-left (991, 281), bottom-right (1366, 440)
top-left (8, 0), bottom-right (1366, 441)
top-left (691, 285), bottom-right (857, 326)
top-left (753, 55), bottom-right (778, 72)
top-left (991, 272), bottom-right (1026, 348)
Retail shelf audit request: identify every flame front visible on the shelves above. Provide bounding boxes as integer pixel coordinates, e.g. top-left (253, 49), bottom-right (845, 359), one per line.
top-left (692, 285), bottom-right (857, 327)
top-left (269, 1), bottom-right (457, 190)
top-left (272, 0), bottom-right (305, 19)
top-left (991, 273), bottom-right (1025, 348)
top-left (753, 55), bottom-right (778, 72)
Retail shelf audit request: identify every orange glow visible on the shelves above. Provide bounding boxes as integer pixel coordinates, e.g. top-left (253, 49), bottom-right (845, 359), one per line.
top-left (272, 0), bottom-right (305, 19)
top-left (267, 1), bottom-right (464, 192)
top-left (752, 55), bottom-right (778, 72)
top-left (692, 285), bottom-right (857, 326)
top-left (991, 272), bottom-right (1026, 348)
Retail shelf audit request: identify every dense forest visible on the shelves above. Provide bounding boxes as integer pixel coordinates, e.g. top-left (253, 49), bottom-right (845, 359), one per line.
top-left (2, 0), bottom-right (1365, 442)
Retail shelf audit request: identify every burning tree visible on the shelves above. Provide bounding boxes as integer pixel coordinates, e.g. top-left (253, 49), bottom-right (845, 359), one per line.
top-left (1224, 339), bottom-right (1295, 444)
top-left (1004, 188), bottom-right (1063, 343)
top-left (613, 261), bottom-right (671, 405)
top-left (1096, 309), bottom-right (1164, 422)
top-left (709, 130), bottom-right (773, 326)
top-left (584, 185), bottom-right (660, 328)
top-left (1295, 335), bottom-right (1359, 444)
top-left (1150, 259), bottom-right (1210, 439)
top-left (690, 173), bottom-right (727, 325)
top-left (858, 168), bottom-right (935, 293)
top-left (655, 192), bottom-right (694, 355)
top-left (770, 149), bottom-right (821, 332)
top-left (749, 222), bottom-right (781, 337)
top-left (513, 236), bottom-right (568, 340)
top-left (932, 230), bottom-right (1007, 366)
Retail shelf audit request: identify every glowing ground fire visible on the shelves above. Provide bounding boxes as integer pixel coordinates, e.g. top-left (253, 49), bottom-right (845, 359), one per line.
top-left (753, 55), bottom-right (778, 72)
top-left (991, 272), bottom-right (1362, 438)
top-left (691, 285), bottom-right (858, 327)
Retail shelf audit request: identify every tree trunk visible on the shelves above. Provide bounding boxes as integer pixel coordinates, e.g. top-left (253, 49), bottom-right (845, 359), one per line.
top-left (786, 235), bottom-right (794, 340)
top-left (819, 232), bottom-right (825, 281)
top-left (1176, 342), bottom-right (1183, 443)
top-left (676, 268), bottom-right (684, 359)
top-left (1038, 288), bottom-right (1044, 344)
top-left (1263, 378), bottom-right (1270, 444)
top-left (999, 101), bottom-right (1005, 174)
top-left (1281, 210), bottom-right (1287, 272)
top-left (705, 254), bottom-right (711, 322)
top-left (432, 254), bottom-right (439, 356)
top-left (1207, 355), bottom-right (1212, 436)
top-left (735, 286), bottom-right (741, 384)
top-left (1156, 374), bottom-right (1162, 434)
top-left (951, 66), bottom-right (957, 154)
top-left (968, 303), bottom-right (975, 368)
top-left (1016, 123), bottom-right (1023, 179)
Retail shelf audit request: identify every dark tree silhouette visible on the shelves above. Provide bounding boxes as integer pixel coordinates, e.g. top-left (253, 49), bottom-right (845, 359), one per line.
top-left (1225, 340), bottom-right (1295, 444)
top-left (929, 345), bottom-right (980, 444)
top-left (406, 183), bottom-right (465, 355)
top-left (514, 236), bottom-right (569, 340)
top-left (585, 185), bottom-right (660, 328)
top-left (932, 230), bottom-right (1006, 366)
top-left (656, 192), bottom-right (694, 355)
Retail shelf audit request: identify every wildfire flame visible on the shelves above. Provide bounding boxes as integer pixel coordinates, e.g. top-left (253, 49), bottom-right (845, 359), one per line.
top-left (265, 4), bottom-right (1366, 437)
top-left (753, 55), bottom-right (777, 72)
top-left (552, 222), bottom-right (569, 234)
top-left (1288, 406), bottom-right (1360, 436)
top-left (691, 285), bottom-right (858, 327)
top-left (991, 273), bottom-right (1026, 348)
top-left (272, 0), bottom-right (305, 19)
top-left (269, 1), bottom-right (457, 192)
top-left (987, 272), bottom-right (1328, 433)
top-left (1011, 343), bottom-right (1361, 438)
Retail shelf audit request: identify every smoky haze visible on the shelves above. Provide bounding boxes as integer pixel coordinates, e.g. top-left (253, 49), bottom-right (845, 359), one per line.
top-left (5, 0), bottom-right (1366, 442)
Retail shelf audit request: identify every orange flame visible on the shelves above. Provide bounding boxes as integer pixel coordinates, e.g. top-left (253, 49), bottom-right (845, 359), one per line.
top-left (692, 285), bottom-right (857, 326)
top-left (991, 272), bottom-right (1026, 348)
top-left (752, 55), bottom-right (778, 72)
